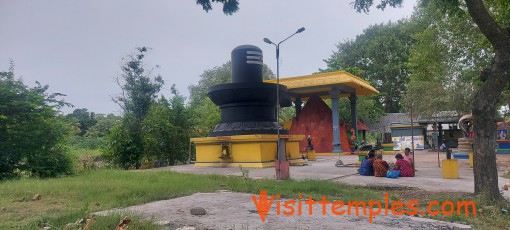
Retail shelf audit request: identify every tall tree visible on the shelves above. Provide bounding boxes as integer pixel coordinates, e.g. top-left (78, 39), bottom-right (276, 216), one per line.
top-left (323, 20), bottom-right (418, 112)
top-left (113, 47), bottom-right (164, 121)
top-left (105, 47), bottom-right (164, 169)
top-left (404, 2), bottom-right (487, 118)
top-left (360, 0), bottom-right (510, 201)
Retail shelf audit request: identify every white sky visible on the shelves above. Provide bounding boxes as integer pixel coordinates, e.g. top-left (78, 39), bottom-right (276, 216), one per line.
top-left (0, 0), bottom-right (417, 114)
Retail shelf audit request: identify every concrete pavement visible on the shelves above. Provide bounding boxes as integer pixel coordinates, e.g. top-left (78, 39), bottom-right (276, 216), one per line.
top-left (164, 150), bottom-right (510, 198)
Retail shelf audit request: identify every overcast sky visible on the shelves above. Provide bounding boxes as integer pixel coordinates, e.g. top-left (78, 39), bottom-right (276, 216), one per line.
top-left (0, 0), bottom-right (416, 114)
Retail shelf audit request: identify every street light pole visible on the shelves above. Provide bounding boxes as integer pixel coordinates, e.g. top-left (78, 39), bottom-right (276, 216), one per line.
top-left (264, 27), bottom-right (305, 180)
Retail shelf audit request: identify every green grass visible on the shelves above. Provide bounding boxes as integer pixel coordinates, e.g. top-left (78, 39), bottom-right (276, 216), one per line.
top-left (0, 169), bottom-right (383, 229)
top-left (69, 148), bottom-right (102, 158)
top-left (0, 169), bottom-right (508, 229)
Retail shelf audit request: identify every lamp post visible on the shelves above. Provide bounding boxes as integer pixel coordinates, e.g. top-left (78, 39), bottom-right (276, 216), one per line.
top-left (263, 27), bottom-right (305, 180)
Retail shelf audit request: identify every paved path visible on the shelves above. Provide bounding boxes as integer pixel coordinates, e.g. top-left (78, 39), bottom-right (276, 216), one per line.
top-left (164, 151), bottom-right (510, 199)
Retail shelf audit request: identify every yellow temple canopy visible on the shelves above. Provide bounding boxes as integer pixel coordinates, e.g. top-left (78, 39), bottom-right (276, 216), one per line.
top-left (264, 70), bottom-right (379, 100)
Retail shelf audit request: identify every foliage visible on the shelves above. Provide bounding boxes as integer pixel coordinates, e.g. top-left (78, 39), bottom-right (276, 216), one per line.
top-left (67, 136), bottom-right (106, 150)
top-left (105, 47), bottom-right (192, 168)
top-left (85, 113), bottom-right (121, 138)
top-left (352, 0), bottom-right (510, 205)
top-left (191, 97), bottom-right (220, 137)
top-left (0, 64), bottom-right (73, 179)
top-left (279, 106), bottom-right (296, 123)
top-left (142, 87), bottom-right (192, 164)
top-left (323, 20), bottom-right (419, 113)
top-left (103, 114), bottom-right (144, 169)
top-left (195, 0), bottom-right (239, 15)
top-left (105, 47), bottom-right (168, 169)
top-left (65, 108), bottom-right (97, 136)
top-left (403, 1), bottom-right (490, 118)
top-left (113, 47), bottom-right (164, 121)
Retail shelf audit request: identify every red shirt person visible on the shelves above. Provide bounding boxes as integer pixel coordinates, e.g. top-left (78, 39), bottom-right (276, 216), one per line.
top-left (394, 153), bottom-right (415, 177)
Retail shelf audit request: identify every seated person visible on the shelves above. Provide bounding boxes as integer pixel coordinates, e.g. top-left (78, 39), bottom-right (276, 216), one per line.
top-left (358, 150), bottom-right (375, 176)
top-left (403, 147), bottom-right (414, 168)
top-left (373, 154), bottom-right (389, 177)
top-left (394, 153), bottom-right (415, 177)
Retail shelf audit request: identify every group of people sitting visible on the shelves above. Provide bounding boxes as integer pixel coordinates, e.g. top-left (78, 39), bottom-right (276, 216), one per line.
top-left (358, 147), bottom-right (415, 177)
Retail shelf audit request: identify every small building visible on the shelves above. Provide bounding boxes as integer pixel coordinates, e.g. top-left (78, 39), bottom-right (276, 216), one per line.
top-left (366, 112), bottom-right (460, 149)
top-left (389, 122), bottom-right (427, 150)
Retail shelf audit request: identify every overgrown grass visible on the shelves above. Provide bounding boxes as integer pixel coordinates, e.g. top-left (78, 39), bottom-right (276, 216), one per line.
top-left (69, 148), bottom-right (102, 158)
top-left (0, 169), bottom-right (508, 229)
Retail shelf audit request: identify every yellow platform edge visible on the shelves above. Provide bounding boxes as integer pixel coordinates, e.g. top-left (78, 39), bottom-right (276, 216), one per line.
top-left (191, 134), bottom-right (305, 168)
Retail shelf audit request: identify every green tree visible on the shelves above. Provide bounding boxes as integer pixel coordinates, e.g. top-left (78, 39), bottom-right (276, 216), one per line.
top-left (323, 20), bottom-right (418, 113)
top-left (192, 97), bottom-right (220, 137)
top-left (65, 108), bottom-right (97, 136)
top-left (142, 86), bottom-right (192, 164)
top-left (86, 113), bottom-right (122, 138)
top-left (104, 47), bottom-right (164, 169)
top-left (404, 3), bottom-right (483, 118)
top-left (356, 0), bottom-right (510, 202)
top-left (142, 97), bottom-right (174, 162)
top-left (0, 64), bottom-right (72, 178)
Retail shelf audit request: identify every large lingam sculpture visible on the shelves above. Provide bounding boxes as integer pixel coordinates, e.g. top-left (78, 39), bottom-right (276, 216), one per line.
top-left (191, 45), bottom-right (304, 168)
top-left (208, 45), bottom-right (291, 136)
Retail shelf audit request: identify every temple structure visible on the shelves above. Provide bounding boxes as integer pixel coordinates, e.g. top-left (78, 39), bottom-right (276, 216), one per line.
top-left (191, 46), bottom-right (379, 168)
top-left (265, 71), bottom-right (379, 153)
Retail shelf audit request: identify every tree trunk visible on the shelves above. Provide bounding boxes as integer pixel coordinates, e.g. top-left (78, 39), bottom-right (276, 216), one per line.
top-left (465, 0), bottom-right (510, 201)
top-left (384, 96), bottom-right (393, 113)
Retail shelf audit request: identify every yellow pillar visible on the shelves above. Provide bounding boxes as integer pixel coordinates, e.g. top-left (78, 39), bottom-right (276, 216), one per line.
top-left (442, 159), bottom-right (459, 179)
top-left (469, 152), bottom-right (473, 168)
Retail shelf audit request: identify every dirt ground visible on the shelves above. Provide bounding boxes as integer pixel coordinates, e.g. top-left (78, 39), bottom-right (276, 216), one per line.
top-left (95, 191), bottom-right (473, 230)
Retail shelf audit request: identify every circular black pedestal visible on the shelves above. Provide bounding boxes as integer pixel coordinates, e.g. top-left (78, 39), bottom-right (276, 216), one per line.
top-left (208, 82), bottom-right (289, 136)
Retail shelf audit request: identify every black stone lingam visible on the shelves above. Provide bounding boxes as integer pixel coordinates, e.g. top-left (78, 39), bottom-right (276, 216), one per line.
top-left (208, 45), bottom-right (291, 137)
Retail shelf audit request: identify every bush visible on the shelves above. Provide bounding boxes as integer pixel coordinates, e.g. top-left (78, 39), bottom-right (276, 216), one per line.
top-left (0, 69), bottom-right (73, 179)
top-left (103, 115), bottom-right (144, 169)
top-left (68, 136), bottom-right (106, 149)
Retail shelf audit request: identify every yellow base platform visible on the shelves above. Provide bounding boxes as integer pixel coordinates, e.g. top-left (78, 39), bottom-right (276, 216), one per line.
top-left (191, 134), bottom-right (305, 168)
top-left (442, 159), bottom-right (459, 179)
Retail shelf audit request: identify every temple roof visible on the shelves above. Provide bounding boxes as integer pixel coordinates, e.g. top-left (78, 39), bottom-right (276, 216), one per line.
top-left (264, 70), bottom-right (379, 99)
